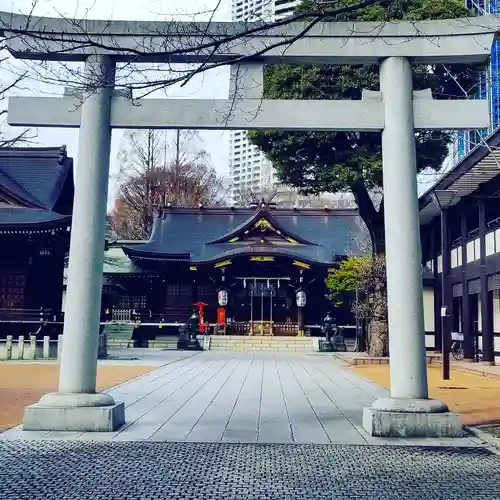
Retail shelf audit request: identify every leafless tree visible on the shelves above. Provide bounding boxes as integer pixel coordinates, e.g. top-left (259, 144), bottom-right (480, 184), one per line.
top-left (110, 129), bottom-right (226, 239)
top-left (0, 56), bottom-right (35, 147)
top-left (232, 184), bottom-right (280, 206)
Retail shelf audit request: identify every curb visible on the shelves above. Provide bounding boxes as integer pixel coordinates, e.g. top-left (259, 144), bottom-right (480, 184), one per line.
top-left (467, 426), bottom-right (500, 450)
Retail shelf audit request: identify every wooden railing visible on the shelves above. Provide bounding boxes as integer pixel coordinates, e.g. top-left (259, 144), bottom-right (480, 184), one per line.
top-left (229, 322), bottom-right (251, 335)
top-left (273, 323), bottom-right (299, 336)
top-left (227, 321), bottom-right (300, 336)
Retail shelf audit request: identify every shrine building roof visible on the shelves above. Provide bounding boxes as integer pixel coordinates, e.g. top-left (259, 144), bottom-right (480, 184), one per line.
top-left (123, 205), bottom-right (365, 266)
top-left (0, 146), bottom-right (73, 233)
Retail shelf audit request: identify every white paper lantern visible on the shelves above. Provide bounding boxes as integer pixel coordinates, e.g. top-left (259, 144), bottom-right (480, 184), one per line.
top-left (296, 289), bottom-right (306, 308)
top-left (218, 289), bottom-right (228, 307)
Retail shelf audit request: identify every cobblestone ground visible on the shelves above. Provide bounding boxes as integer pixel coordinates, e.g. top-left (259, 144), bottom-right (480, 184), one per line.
top-left (1, 441), bottom-right (499, 499)
top-left (482, 424), bottom-right (500, 437)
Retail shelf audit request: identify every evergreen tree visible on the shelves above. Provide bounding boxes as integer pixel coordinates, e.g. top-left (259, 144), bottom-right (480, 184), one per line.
top-left (250, 0), bottom-right (478, 354)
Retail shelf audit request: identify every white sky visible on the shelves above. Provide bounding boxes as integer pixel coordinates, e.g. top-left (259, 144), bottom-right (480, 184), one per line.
top-left (0, 0), bottom-right (233, 205)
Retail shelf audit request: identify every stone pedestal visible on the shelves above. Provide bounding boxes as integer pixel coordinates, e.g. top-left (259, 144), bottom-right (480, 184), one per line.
top-left (177, 338), bottom-right (202, 351)
top-left (23, 393), bottom-right (125, 432)
top-left (363, 398), bottom-right (463, 438)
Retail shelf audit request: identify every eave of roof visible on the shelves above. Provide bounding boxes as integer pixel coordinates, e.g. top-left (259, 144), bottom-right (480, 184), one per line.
top-left (123, 244), bottom-right (337, 266)
top-left (419, 127), bottom-right (500, 226)
top-left (0, 207), bottom-right (71, 233)
top-left (193, 245), bottom-right (334, 265)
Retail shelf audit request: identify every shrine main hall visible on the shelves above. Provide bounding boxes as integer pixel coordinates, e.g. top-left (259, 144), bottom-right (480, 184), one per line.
top-left (102, 202), bottom-right (363, 337)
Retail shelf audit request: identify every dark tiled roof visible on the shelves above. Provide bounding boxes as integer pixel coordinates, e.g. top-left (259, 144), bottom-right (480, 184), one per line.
top-left (124, 207), bottom-right (365, 265)
top-left (0, 146), bottom-right (74, 228)
top-left (0, 207), bottom-right (70, 225)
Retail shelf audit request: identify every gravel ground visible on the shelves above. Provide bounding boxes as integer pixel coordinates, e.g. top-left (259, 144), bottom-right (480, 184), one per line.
top-left (0, 364), bottom-right (154, 430)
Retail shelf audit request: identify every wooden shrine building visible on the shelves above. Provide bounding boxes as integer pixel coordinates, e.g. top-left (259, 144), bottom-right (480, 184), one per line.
top-left (0, 146), bottom-right (73, 336)
top-left (102, 203), bottom-right (364, 336)
top-left (420, 127), bottom-right (500, 365)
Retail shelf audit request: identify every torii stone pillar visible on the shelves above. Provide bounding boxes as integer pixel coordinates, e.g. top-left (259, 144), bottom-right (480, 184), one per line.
top-left (23, 54), bottom-right (125, 431)
top-left (361, 57), bottom-right (460, 438)
top-left (1, 12), bottom-right (497, 435)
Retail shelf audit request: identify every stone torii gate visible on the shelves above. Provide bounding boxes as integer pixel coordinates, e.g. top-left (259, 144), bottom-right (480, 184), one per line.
top-left (1, 12), bottom-right (497, 436)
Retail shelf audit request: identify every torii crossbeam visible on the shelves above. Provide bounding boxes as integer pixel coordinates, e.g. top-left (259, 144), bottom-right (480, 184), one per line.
top-left (1, 11), bottom-right (498, 438)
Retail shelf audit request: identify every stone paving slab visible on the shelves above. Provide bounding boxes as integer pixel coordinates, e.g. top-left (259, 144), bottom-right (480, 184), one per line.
top-left (0, 352), bottom-right (486, 447)
top-left (0, 441), bottom-right (499, 499)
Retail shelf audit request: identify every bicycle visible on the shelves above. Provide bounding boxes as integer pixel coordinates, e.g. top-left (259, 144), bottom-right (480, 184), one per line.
top-left (451, 339), bottom-right (464, 360)
top-left (451, 339), bottom-right (483, 361)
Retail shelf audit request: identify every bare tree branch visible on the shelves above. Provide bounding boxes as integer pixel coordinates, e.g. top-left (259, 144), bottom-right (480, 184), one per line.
top-left (0, 0), bottom-right (383, 96)
top-left (110, 128), bottom-right (227, 238)
top-left (0, 60), bottom-right (35, 147)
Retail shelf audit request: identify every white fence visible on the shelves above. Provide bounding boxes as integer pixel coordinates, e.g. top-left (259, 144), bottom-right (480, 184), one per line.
top-left (112, 309), bottom-right (132, 322)
top-left (0, 334), bottom-right (107, 360)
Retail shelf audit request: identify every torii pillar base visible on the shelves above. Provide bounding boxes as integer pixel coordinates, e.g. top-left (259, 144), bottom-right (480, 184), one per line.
top-left (363, 398), bottom-right (463, 438)
top-left (23, 393), bottom-right (125, 432)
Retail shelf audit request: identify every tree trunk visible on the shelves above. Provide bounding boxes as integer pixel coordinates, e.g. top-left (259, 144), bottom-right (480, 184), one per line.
top-left (351, 184), bottom-right (389, 356)
top-left (368, 233), bottom-right (388, 357)
top-left (367, 269), bottom-right (388, 357)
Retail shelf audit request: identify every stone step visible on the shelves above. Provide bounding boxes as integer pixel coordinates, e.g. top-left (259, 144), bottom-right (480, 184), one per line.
top-left (103, 322), bottom-right (135, 348)
top-left (210, 339), bottom-right (312, 343)
top-left (216, 340), bottom-right (312, 344)
top-left (212, 347), bottom-right (311, 352)
top-left (209, 336), bottom-right (314, 352)
top-left (218, 335), bottom-right (310, 340)
top-left (210, 338), bottom-right (312, 343)
top-left (210, 343), bottom-right (311, 347)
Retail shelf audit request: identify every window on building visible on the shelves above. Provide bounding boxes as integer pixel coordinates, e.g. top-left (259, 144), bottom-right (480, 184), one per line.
top-left (165, 284), bottom-right (191, 307)
top-left (118, 295), bottom-right (147, 309)
top-left (0, 273), bottom-right (26, 309)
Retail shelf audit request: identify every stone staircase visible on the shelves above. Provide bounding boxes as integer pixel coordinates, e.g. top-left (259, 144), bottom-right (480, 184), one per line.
top-left (103, 322), bottom-right (135, 348)
top-left (208, 335), bottom-right (314, 352)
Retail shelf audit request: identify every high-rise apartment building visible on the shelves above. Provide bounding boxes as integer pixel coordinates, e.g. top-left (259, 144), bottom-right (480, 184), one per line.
top-left (229, 0), bottom-right (356, 208)
top-left (229, 0), bottom-right (299, 202)
top-left (449, 0), bottom-right (500, 164)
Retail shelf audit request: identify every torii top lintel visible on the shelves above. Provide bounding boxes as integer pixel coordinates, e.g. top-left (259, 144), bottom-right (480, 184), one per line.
top-left (0, 11), bottom-right (499, 64)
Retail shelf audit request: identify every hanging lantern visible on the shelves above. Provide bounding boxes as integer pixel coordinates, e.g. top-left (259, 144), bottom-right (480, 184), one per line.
top-left (218, 289), bottom-right (228, 307)
top-left (295, 288), bottom-right (307, 308)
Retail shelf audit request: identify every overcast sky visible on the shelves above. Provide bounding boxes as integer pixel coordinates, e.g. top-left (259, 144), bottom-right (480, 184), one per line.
top-left (0, 0), bottom-right (233, 205)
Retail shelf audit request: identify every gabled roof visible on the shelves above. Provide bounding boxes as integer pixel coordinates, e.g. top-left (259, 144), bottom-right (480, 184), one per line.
top-left (419, 127), bottom-right (500, 226)
top-left (123, 206), bottom-right (364, 266)
top-left (0, 146), bottom-right (74, 230)
top-left (207, 206), bottom-right (316, 245)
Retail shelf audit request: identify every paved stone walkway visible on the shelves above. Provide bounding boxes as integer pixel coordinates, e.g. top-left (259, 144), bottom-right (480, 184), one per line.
top-left (0, 351), bottom-right (483, 446)
top-left (1, 351), bottom-right (498, 499)
top-left (0, 441), bottom-right (499, 499)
